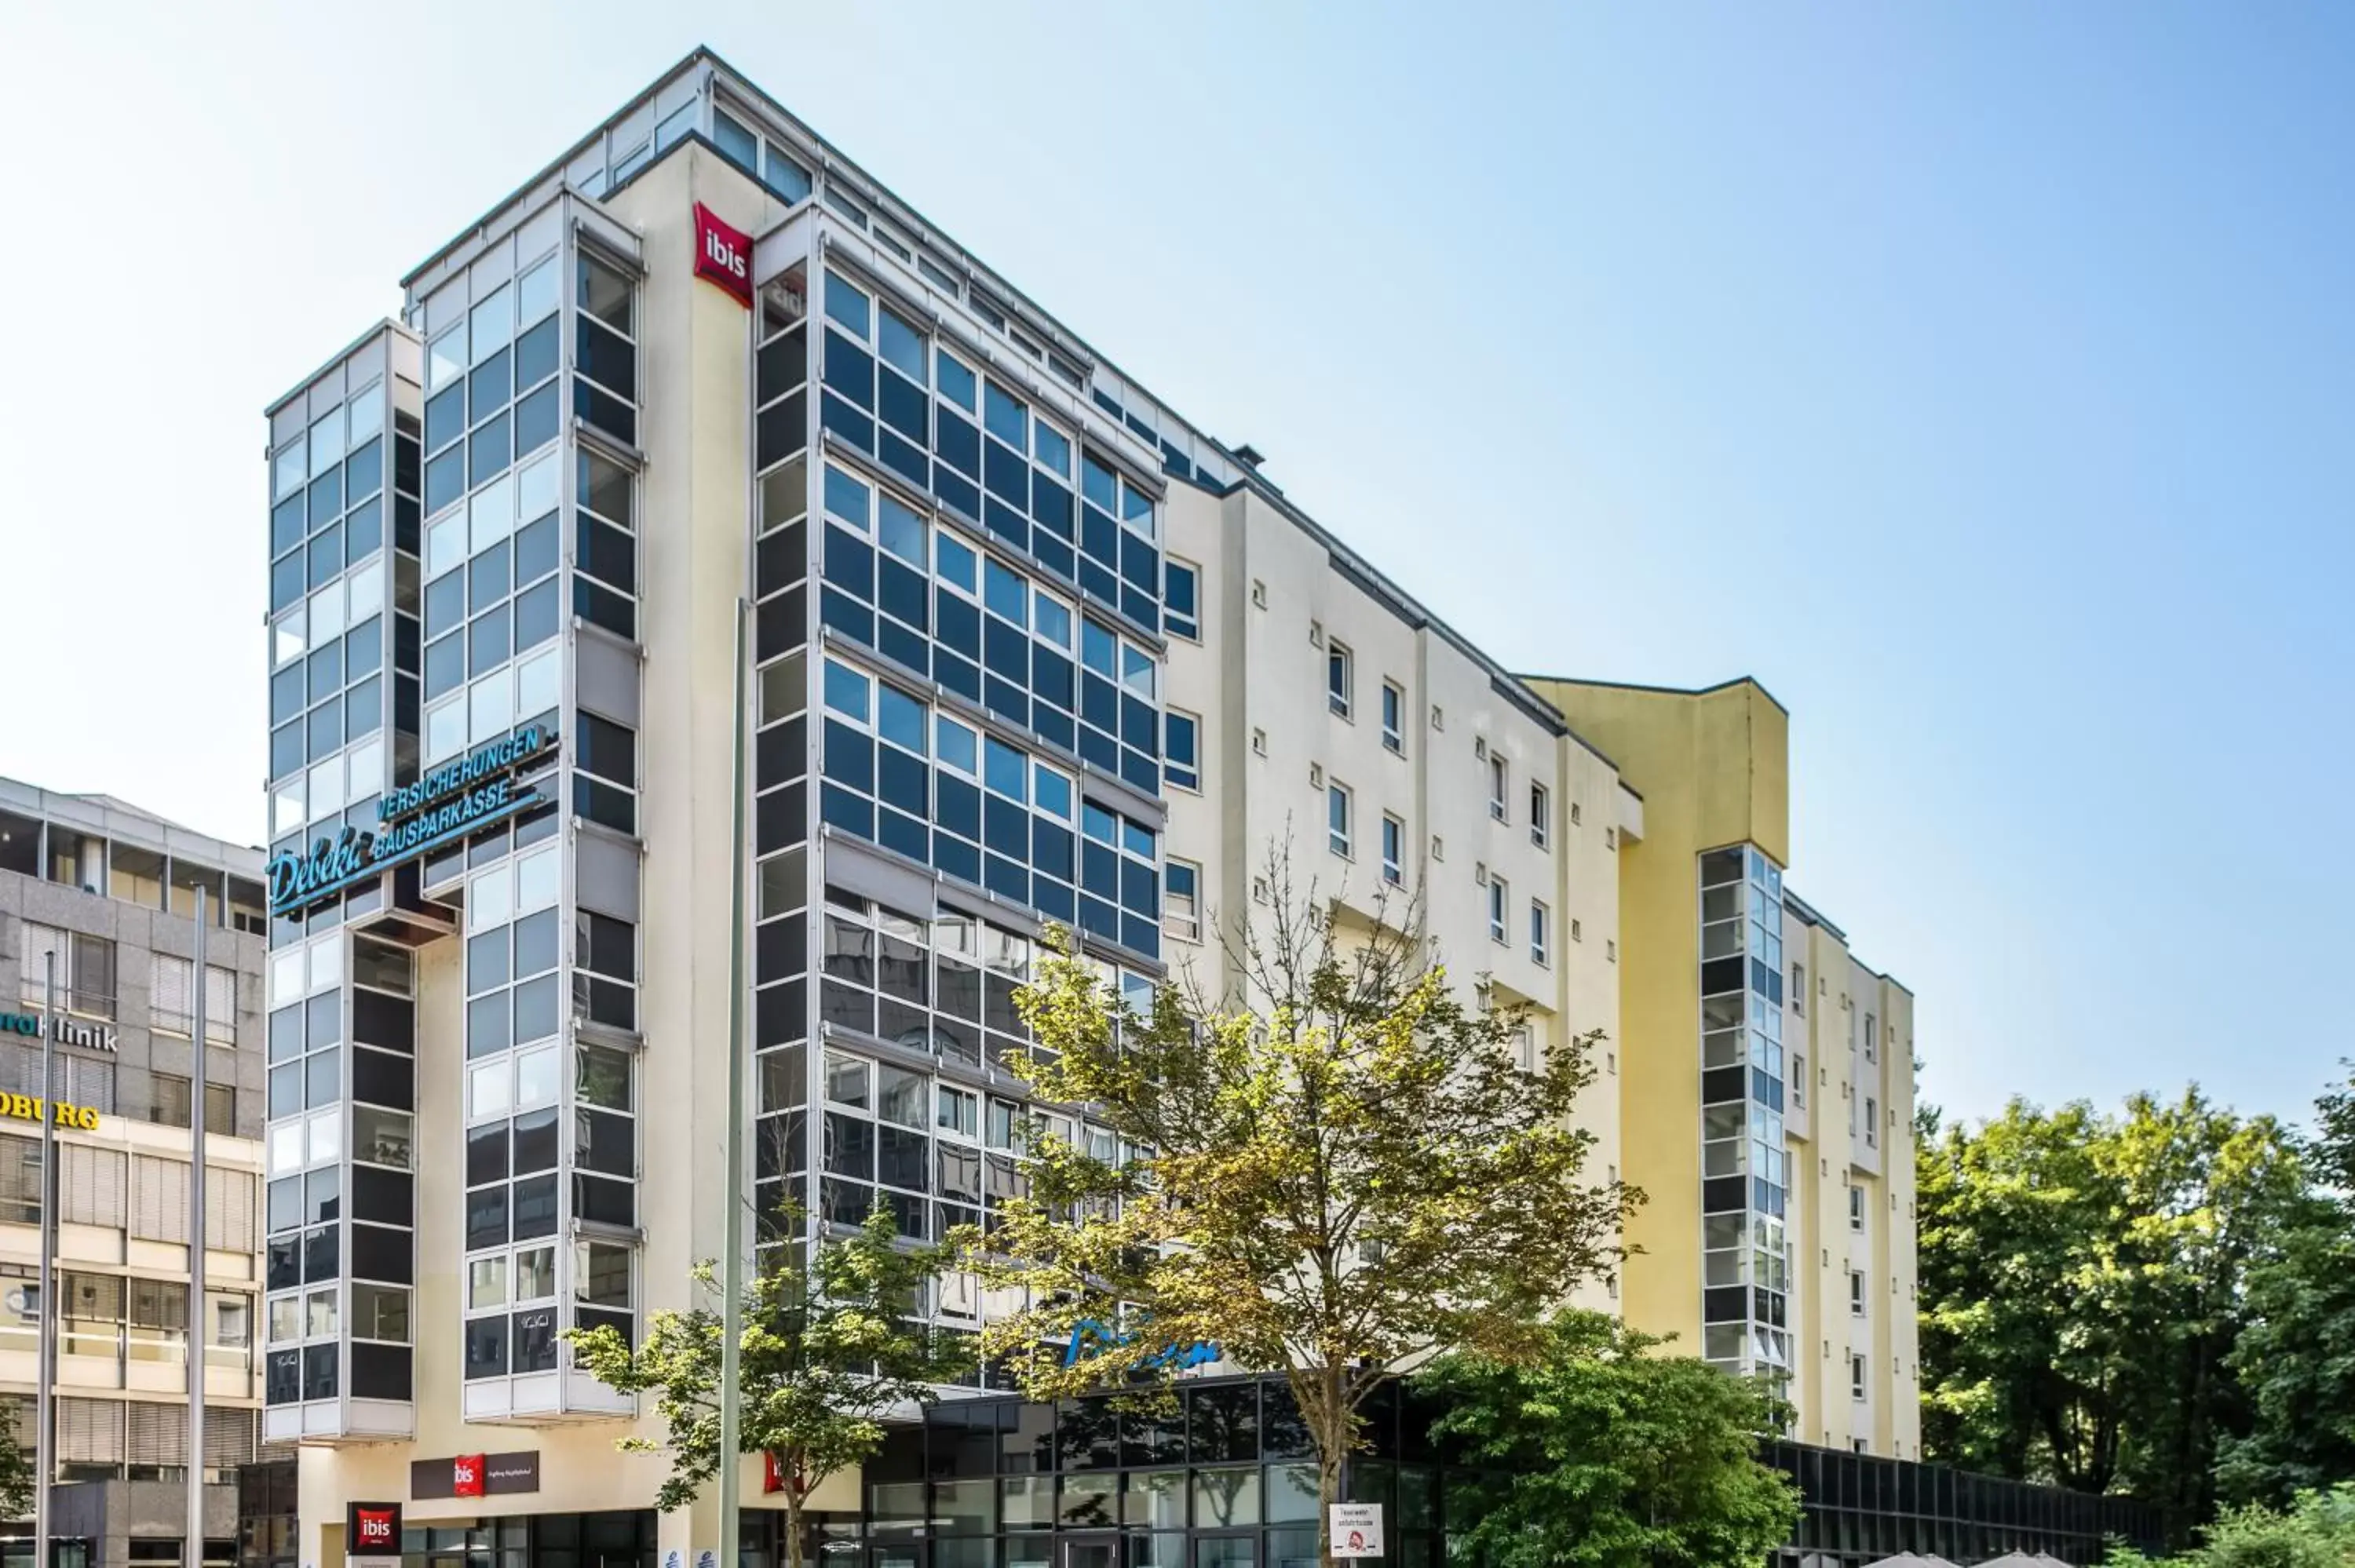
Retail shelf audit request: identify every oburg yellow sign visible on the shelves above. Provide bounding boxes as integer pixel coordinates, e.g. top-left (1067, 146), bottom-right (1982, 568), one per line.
top-left (1, 1096), bottom-right (99, 1131)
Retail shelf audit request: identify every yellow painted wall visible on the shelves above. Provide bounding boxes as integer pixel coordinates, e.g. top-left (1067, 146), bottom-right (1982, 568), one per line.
top-left (1525, 680), bottom-right (1788, 1354)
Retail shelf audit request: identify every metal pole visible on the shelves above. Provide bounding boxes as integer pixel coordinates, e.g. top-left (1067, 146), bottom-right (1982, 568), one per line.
top-left (35, 951), bottom-right (57, 1568)
top-left (717, 596), bottom-right (750, 1568)
top-left (187, 888), bottom-right (209, 1568)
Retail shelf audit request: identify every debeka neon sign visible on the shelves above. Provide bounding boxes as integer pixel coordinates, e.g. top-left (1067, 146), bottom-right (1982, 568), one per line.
top-left (1063, 1318), bottom-right (1220, 1372)
top-left (267, 727), bottom-right (555, 917)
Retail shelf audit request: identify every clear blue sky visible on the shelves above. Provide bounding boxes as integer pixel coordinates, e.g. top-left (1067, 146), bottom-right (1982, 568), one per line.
top-left (2, 2), bottom-right (2347, 1129)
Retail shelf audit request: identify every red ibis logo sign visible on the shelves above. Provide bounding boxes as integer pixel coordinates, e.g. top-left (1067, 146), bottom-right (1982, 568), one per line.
top-left (345, 1502), bottom-right (402, 1558)
top-left (451, 1453), bottom-right (486, 1497)
top-left (694, 203), bottom-right (753, 307)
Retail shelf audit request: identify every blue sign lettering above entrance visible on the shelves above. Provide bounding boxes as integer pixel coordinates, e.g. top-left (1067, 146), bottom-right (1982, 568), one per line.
top-left (267, 727), bottom-right (556, 918)
top-left (1062, 1318), bottom-right (1221, 1372)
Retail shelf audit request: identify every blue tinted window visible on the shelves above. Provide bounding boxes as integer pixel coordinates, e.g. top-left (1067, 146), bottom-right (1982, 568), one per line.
top-left (878, 495), bottom-right (926, 567)
top-left (1166, 712), bottom-right (1197, 770)
top-left (984, 561), bottom-right (1028, 625)
top-left (1165, 562), bottom-right (1198, 634)
top-left (1033, 421), bottom-right (1071, 478)
top-left (1082, 620), bottom-right (1116, 677)
top-left (1033, 765), bottom-right (1072, 822)
top-left (937, 350), bottom-right (977, 411)
top-left (823, 659), bottom-right (870, 720)
top-left (936, 531), bottom-right (977, 593)
top-left (1034, 593), bottom-right (1072, 651)
top-left (1123, 820), bottom-right (1155, 860)
top-left (983, 382), bottom-right (1027, 450)
top-left (824, 465), bottom-right (871, 530)
top-left (1083, 804), bottom-right (1117, 845)
top-left (878, 308), bottom-right (927, 385)
top-left (824, 273), bottom-right (870, 338)
top-left (984, 739), bottom-right (1027, 802)
top-left (935, 717), bottom-right (977, 776)
top-left (878, 684), bottom-right (927, 755)
top-left (1081, 455), bottom-right (1116, 512)
top-left (1167, 862), bottom-right (1197, 902)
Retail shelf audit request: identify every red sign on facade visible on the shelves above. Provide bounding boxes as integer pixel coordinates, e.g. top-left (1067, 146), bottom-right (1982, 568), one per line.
top-left (762, 1451), bottom-right (785, 1494)
top-left (451, 1453), bottom-right (486, 1498)
top-left (347, 1503), bottom-right (401, 1555)
top-left (694, 202), bottom-right (754, 307)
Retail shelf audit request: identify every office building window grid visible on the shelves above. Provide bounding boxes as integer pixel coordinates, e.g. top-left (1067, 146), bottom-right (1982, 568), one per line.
top-left (814, 268), bottom-right (1167, 640)
top-left (1697, 844), bottom-right (1791, 1395)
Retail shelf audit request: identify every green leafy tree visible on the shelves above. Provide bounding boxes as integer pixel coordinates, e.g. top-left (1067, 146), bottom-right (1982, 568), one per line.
top-left (2220, 1063), bottom-right (2355, 1507)
top-left (1916, 1090), bottom-right (2307, 1543)
top-left (565, 1206), bottom-right (963, 1568)
top-left (958, 855), bottom-right (1631, 1568)
top-left (0, 1402), bottom-right (33, 1520)
top-left (2104, 1484), bottom-right (2355, 1568)
top-left (1418, 1311), bottom-right (1800, 1568)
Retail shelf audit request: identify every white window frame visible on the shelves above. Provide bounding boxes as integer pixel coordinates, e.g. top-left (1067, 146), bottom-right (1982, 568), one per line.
top-left (1488, 875), bottom-right (1508, 944)
top-left (1380, 814), bottom-right (1404, 888)
top-left (1327, 643), bottom-right (1353, 720)
top-left (1529, 899), bottom-right (1550, 968)
top-left (1380, 680), bottom-right (1404, 754)
top-left (1488, 753), bottom-right (1507, 822)
top-left (1163, 858), bottom-right (1203, 943)
top-left (1529, 781), bottom-right (1550, 848)
top-left (1327, 782), bottom-right (1353, 859)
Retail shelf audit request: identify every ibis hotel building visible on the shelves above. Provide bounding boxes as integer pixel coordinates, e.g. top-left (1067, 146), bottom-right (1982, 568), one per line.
top-left (257, 47), bottom-right (1941, 1568)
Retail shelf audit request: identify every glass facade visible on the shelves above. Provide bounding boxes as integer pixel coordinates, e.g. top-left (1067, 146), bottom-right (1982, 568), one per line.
top-left (261, 199), bottom-right (646, 1435)
top-left (750, 234), bottom-right (1173, 1360)
top-left (262, 327), bottom-right (424, 1430)
top-left (1697, 844), bottom-right (1790, 1394)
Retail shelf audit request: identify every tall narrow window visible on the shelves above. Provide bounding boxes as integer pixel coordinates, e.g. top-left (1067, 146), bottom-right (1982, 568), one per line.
top-left (1327, 784), bottom-right (1352, 859)
top-left (1163, 560), bottom-right (1199, 640)
top-left (1163, 860), bottom-right (1202, 943)
top-left (1380, 681), bottom-right (1404, 754)
top-left (1488, 875), bottom-right (1508, 943)
top-left (1529, 781), bottom-right (1550, 848)
top-left (1380, 815), bottom-right (1404, 887)
top-left (1164, 709), bottom-right (1200, 792)
top-left (1487, 754), bottom-right (1506, 822)
top-left (1327, 644), bottom-right (1353, 719)
top-left (1529, 900), bottom-right (1550, 967)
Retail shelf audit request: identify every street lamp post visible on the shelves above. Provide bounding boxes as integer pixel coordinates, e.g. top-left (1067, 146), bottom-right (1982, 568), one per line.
top-left (34, 951), bottom-right (57, 1568)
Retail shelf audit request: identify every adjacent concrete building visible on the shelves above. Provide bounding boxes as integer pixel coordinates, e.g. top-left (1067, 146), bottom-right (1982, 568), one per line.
top-left (0, 779), bottom-right (274, 1568)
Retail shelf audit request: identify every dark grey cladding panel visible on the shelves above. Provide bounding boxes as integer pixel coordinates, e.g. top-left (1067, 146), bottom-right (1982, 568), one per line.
top-left (575, 632), bottom-right (641, 728)
top-left (574, 829), bottom-right (640, 921)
